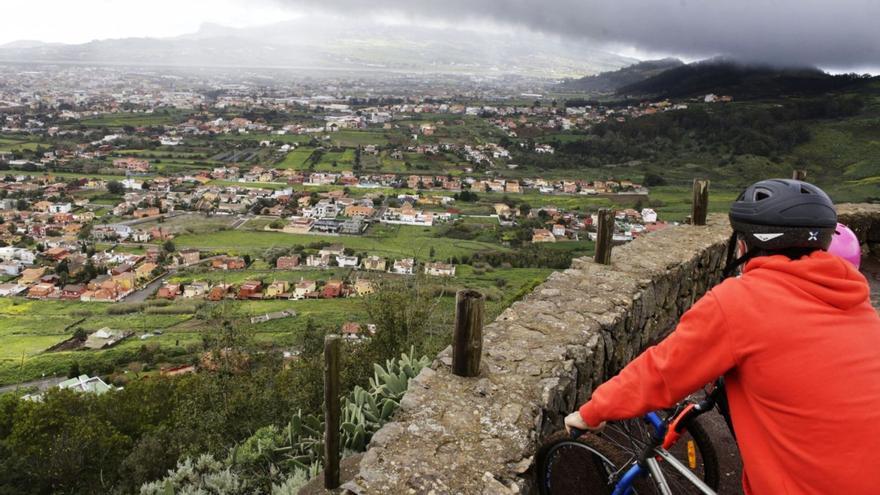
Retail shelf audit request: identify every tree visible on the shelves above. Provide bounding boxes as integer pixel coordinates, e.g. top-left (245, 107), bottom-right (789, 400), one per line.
top-left (361, 276), bottom-right (444, 359)
top-left (106, 181), bottom-right (125, 195)
top-left (162, 240), bottom-right (175, 253)
top-left (643, 173), bottom-right (667, 187)
top-left (67, 361), bottom-right (81, 378)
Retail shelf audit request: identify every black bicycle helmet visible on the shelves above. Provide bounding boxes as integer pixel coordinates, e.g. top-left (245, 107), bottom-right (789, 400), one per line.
top-left (729, 179), bottom-right (837, 251)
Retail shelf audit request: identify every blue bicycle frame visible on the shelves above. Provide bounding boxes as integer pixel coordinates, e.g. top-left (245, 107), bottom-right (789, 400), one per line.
top-left (610, 412), bottom-right (666, 495)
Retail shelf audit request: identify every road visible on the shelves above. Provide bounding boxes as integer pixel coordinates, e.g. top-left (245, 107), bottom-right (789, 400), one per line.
top-left (124, 273), bottom-right (170, 303)
top-left (0, 376), bottom-right (65, 395)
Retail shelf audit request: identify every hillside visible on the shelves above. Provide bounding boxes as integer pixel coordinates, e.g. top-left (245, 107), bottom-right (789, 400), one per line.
top-left (617, 58), bottom-right (871, 98)
top-left (0, 20), bottom-right (633, 78)
top-left (559, 57), bottom-right (684, 93)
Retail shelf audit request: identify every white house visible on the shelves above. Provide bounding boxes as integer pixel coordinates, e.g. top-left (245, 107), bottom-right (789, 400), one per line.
top-left (641, 208), bottom-right (658, 224)
top-left (391, 258), bottom-right (415, 275)
top-left (49, 203), bottom-right (72, 214)
top-left (424, 262), bottom-right (456, 277)
top-left (335, 255), bottom-right (359, 268)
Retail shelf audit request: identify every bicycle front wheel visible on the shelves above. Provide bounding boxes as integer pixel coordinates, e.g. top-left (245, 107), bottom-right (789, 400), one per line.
top-left (600, 416), bottom-right (720, 494)
top-left (535, 431), bottom-right (651, 495)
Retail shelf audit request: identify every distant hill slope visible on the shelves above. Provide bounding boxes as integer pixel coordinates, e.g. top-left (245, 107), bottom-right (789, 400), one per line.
top-left (0, 19), bottom-right (634, 78)
top-left (559, 58), bottom-right (684, 93)
top-left (617, 58), bottom-right (869, 98)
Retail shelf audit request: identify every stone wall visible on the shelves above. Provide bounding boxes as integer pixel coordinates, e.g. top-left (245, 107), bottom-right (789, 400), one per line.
top-left (838, 203), bottom-right (880, 253)
top-left (340, 204), bottom-right (880, 495)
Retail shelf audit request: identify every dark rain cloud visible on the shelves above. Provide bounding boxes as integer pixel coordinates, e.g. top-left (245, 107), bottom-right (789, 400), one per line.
top-left (271, 0), bottom-right (880, 69)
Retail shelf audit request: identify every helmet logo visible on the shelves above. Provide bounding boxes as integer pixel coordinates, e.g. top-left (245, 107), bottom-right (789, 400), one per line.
top-left (753, 233), bottom-right (784, 242)
top-left (809, 231), bottom-right (818, 241)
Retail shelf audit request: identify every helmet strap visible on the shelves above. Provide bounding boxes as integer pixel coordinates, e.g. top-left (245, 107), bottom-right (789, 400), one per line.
top-left (722, 232), bottom-right (755, 278)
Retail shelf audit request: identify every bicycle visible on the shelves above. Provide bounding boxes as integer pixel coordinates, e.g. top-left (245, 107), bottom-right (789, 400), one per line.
top-left (536, 381), bottom-right (726, 494)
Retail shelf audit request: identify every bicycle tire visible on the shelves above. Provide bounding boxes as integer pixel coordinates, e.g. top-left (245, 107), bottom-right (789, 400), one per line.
top-left (535, 431), bottom-right (652, 495)
top-left (599, 416), bottom-right (720, 494)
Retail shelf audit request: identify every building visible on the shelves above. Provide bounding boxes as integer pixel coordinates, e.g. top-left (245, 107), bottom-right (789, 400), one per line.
top-left (344, 205), bottom-right (375, 218)
top-left (19, 267), bottom-right (47, 285)
top-left (113, 158), bottom-right (150, 172)
top-left (641, 208), bottom-right (658, 224)
top-left (293, 279), bottom-right (317, 299)
top-left (391, 258), bottom-right (415, 275)
top-left (157, 283), bottom-right (181, 299)
top-left (264, 280), bottom-right (289, 299)
top-left (532, 229), bottom-right (556, 243)
top-left (361, 256), bottom-right (386, 272)
top-left (28, 282), bottom-right (56, 299)
top-left (306, 254), bottom-right (330, 268)
top-left (424, 262), bottom-right (456, 277)
top-left (84, 328), bottom-right (129, 349)
top-left (59, 374), bottom-right (112, 394)
top-left (207, 284), bottom-right (231, 301)
top-left (135, 262), bottom-right (158, 280)
top-left (276, 255), bottom-right (301, 270)
top-left (335, 255), bottom-right (359, 268)
top-left (551, 224), bottom-right (566, 237)
top-left (322, 280), bottom-right (345, 299)
top-left (237, 280), bottom-right (263, 299)
top-left (212, 256), bottom-right (246, 270)
top-left (183, 281), bottom-right (210, 298)
top-left (179, 249), bottom-right (200, 265)
top-left (353, 279), bottom-right (374, 297)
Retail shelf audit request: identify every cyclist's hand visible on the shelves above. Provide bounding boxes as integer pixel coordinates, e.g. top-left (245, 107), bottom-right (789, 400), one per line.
top-left (564, 411), bottom-right (605, 434)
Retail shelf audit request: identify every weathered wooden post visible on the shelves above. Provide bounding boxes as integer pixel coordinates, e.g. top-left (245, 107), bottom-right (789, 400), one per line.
top-left (594, 208), bottom-right (614, 265)
top-left (323, 335), bottom-right (341, 489)
top-left (792, 170), bottom-right (807, 181)
top-left (452, 289), bottom-right (485, 377)
top-left (692, 179), bottom-right (709, 226)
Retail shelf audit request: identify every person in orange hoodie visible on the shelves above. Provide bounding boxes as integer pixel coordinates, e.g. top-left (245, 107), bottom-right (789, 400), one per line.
top-left (565, 179), bottom-right (880, 494)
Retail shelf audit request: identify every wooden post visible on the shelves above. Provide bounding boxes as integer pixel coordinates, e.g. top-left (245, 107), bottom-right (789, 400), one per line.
top-left (323, 335), bottom-right (341, 489)
top-left (792, 170), bottom-right (807, 181)
top-left (594, 208), bottom-right (614, 265)
top-left (452, 289), bottom-right (485, 377)
top-left (691, 179), bottom-right (709, 226)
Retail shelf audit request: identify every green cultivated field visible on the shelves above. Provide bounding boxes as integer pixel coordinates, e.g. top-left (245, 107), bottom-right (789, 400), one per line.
top-left (173, 224), bottom-right (507, 260)
top-left (277, 147), bottom-right (315, 169)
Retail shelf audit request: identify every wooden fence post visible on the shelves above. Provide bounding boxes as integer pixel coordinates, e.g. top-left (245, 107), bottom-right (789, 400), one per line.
top-left (594, 208), bottom-right (614, 265)
top-left (323, 335), bottom-right (341, 489)
top-left (692, 179), bottom-right (709, 226)
top-left (452, 289), bottom-right (485, 377)
top-left (792, 170), bottom-right (807, 181)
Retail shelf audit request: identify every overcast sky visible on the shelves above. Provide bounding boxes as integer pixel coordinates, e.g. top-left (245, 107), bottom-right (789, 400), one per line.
top-left (3, 0), bottom-right (879, 72)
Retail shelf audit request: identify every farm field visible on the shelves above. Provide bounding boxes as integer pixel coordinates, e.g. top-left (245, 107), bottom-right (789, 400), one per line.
top-left (173, 223), bottom-right (509, 260)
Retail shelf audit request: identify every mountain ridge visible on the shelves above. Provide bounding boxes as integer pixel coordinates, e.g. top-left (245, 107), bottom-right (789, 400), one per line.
top-left (0, 19), bottom-right (635, 78)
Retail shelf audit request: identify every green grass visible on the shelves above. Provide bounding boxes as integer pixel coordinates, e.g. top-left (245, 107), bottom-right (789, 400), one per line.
top-left (328, 130), bottom-right (390, 147)
top-left (173, 224), bottom-right (507, 261)
top-left (72, 110), bottom-right (193, 128)
top-left (276, 147), bottom-right (315, 169)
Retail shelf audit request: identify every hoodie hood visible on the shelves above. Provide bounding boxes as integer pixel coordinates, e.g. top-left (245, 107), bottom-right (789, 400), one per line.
top-left (743, 250), bottom-right (869, 310)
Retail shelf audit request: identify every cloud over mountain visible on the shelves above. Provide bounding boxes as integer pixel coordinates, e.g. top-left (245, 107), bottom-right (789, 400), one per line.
top-left (272, 0), bottom-right (880, 70)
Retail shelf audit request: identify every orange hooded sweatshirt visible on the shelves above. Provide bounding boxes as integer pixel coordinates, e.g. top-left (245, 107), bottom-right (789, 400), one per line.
top-left (579, 251), bottom-right (880, 494)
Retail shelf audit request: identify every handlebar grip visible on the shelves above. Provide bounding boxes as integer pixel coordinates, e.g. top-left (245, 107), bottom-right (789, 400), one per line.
top-left (570, 427), bottom-right (586, 439)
